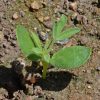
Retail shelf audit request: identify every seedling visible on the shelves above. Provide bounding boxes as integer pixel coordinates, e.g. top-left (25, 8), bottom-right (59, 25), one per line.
top-left (16, 15), bottom-right (91, 79)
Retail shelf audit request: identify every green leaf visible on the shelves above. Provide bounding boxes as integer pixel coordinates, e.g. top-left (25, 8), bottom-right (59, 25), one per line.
top-left (53, 15), bottom-right (67, 40)
top-left (16, 25), bottom-right (34, 56)
top-left (50, 46), bottom-right (91, 69)
top-left (42, 49), bottom-right (50, 63)
top-left (44, 39), bottom-right (51, 49)
top-left (42, 53), bottom-right (50, 64)
top-left (30, 32), bottom-right (42, 48)
top-left (27, 48), bottom-right (42, 61)
top-left (56, 27), bottom-right (80, 41)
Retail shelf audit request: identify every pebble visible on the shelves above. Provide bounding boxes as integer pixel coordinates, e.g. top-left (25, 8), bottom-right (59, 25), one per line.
top-left (82, 16), bottom-right (88, 25)
top-left (87, 85), bottom-right (92, 89)
top-left (37, 30), bottom-right (48, 41)
top-left (0, 31), bottom-right (4, 42)
top-left (43, 20), bottom-right (52, 29)
top-left (69, 2), bottom-right (77, 11)
top-left (44, 16), bottom-right (50, 21)
top-left (76, 14), bottom-right (83, 23)
top-left (56, 39), bottom-right (69, 45)
top-left (38, 16), bottom-right (52, 29)
top-left (46, 93), bottom-right (54, 100)
top-left (30, 1), bottom-right (41, 10)
top-left (96, 66), bottom-right (100, 71)
top-left (98, 51), bottom-right (100, 55)
top-left (38, 16), bottom-right (44, 22)
top-left (27, 84), bottom-right (34, 95)
top-left (71, 12), bottom-right (78, 20)
top-left (33, 86), bottom-right (43, 97)
top-left (19, 10), bottom-right (25, 17)
top-left (87, 80), bottom-right (93, 84)
top-left (12, 12), bottom-right (19, 20)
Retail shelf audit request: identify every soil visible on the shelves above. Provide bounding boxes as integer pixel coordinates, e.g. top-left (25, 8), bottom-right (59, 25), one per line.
top-left (0, 0), bottom-right (100, 100)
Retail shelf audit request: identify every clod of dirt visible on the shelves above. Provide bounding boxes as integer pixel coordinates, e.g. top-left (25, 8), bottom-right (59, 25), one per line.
top-left (26, 73), bottom-right (37, 84)
top-left (96, 66), bottom-right (100, 71)
top-left (33, 86), bottom-right (44, 97)
top-left (37, 16), bottom-right (52, 29)
top-left (13, 90), bottom-right (26, 100)
top-left (71, 12), bottom-right (78, 20)
top-left (69, 2), bottom-right (77, 11)
top-left (12, 12), bottom-right (19, 20)
top-left (43, 22), bottom-right (52, 30)
top-left (74, 14), bottom-right (88, 25)
top-left (37, 30), bottom-right (48, 41)
top-left (25, 73), bottom-right (41, 84)
top-left (76, 14), bottom-right (83, 23)
top-left (45, 93), bottom-right (54, 100)
top-left (12, 58), bottom-right (26, 76)
top-left (30, 1), bottom-right (42, 10)
top-left (0, 88), bottom-right (8, 100)
top-left (26, 84), bottom-right (34, 95)
top-left (38, 16), bottom-right (44, 22)
top-left (86, 80), bottom-right (93, 84)
top-left (19, 10), bottom-right (25, 17)
top-left (0, 31), bottom-right (4, 43)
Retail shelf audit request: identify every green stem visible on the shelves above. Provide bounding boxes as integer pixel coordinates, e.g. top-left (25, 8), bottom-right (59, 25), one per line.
top-left (42, 61), bottom-right (48, 79)
top-left (47, 40), bottom-right (54, 51)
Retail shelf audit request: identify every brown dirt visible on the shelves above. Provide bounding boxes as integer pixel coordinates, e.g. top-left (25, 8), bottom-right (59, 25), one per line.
top-left (0, 0), bottom-right (100, 100)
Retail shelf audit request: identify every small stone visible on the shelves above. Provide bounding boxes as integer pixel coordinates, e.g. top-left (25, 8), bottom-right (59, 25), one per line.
top-left (37, 30), bottom-right (48, 41)
top-left (69, 2), bottom-right (77, 11)
top-left (96, 66), bottom-right (100, 71)
top-left (27, 84), bottom-right (34, 95)
top-left (82, 16), bottom-right (88, 25)
top-left (56, 39), bottom-right (69, 45)
top-left (43, 20), bottom-right (52, 29)
top-left (87, 85), bottom-right (92, 89)
top-left (44, 16), bottom-right (50, 21)
top-left (82, 70), bottom-right (86, 73)
top-left (12, 12), bottom-right (19, 20)
top-left (0, 31), bottom-right (4, 42)
top-left (87, 80), bottom-right (93, 84)
top-left (76, 15), bottom-right (83, 23)
top-left (38, 16), bottom-right (44, 22)
top-left (4, 49), bottom-right (9, 54)
top-left (33, 86), bottom-right (43, 97)
top-left (19, 10), bottom-right (25, 17)
top-left (30, 1), bottom-right (41, 10)
top-left (46, 93), bottom-right (54, 100)
top-left (71, 12), bottom-right (78, 20)
top-left (98, 51), bottom-right (100, 55)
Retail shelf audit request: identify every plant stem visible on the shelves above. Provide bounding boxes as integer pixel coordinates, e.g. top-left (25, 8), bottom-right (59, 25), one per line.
top-left (47, 40), bottom-right (54, 51)
top-left (42, 61), bottom-right (48, 79)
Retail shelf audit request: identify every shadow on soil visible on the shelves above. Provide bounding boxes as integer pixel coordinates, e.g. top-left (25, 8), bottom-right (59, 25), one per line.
top-left (37, 71), bottom-right (73, 91)
top-left (0, 61), bottom-right (74, 97)
top-left (92, 1), bottom-right (100, 8)
top-left (0, 65), bottom-right (25, 98)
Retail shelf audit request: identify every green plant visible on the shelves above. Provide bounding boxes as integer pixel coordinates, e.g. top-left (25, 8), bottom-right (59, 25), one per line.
top-left (16, 15), bottom-right (91, 79)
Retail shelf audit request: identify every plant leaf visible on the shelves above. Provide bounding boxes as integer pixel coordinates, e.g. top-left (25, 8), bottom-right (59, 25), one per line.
top-left (53, 15), bottom-right (67, 40)
top-left (44, 39), bottom-right (51, 49)
top-left (42, 50), bottom-right (50, 64)
top-left (16, 25), bottom-right (34, 56)
top-left (50, 46), bottom-right (91, 69)
top-left (42, 53), bottom-right (50, 64)
top-left (30, 32), bottom-right (42, 48)
top-left (27, 48), bottom-right (42, 61)
top-left (56, 27), bottom-right (80, 41)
